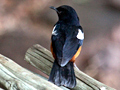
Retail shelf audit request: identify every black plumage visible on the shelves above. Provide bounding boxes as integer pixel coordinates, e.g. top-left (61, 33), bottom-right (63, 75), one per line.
top-left (49, 5), bottom-right (84, 88)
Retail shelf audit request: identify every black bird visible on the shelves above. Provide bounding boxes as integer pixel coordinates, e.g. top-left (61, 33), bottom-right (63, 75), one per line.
top-left (49, 5), bottom-right (84, 88)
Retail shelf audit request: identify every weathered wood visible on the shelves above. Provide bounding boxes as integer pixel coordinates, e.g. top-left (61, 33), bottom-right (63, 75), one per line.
top-left (0, 54), bottom-right (64, 90)
top-left (25, 44), bottom-right (116, 90)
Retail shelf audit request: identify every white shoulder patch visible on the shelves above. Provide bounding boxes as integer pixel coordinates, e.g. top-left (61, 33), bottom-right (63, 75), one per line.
top-left (76, 29), bottom-right (84, 40)
top-left (52, 25), bottom-right (57, 35)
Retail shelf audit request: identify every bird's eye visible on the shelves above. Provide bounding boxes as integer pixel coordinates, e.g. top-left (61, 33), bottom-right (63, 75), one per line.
top-left (58, 11), bottom-right (62, 14)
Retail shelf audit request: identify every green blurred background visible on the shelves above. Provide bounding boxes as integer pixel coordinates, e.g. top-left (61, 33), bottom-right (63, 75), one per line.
top-left (0, 0), bottom-right (120, 89)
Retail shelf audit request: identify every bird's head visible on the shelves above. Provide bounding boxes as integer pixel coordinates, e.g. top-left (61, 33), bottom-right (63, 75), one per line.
top-left (50, 5), bottom-right (80, 25)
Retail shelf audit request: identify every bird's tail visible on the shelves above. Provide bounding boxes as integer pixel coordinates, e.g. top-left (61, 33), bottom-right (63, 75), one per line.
top-left (48, 59), bottom-right (76, 88)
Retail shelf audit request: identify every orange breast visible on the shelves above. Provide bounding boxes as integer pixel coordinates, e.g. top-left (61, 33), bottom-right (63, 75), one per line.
top-left (70, 46), bottom-right (82, 62)
top-left (51, 42), bottom-right (82, 63)
top-left (50, 43), bottom-right (56, 59)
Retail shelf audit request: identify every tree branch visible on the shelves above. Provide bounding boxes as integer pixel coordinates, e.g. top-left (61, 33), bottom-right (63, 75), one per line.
top-left (24, 44), bottom-right (116, 90)
top-left (0, 54), bottom-right (64, 90)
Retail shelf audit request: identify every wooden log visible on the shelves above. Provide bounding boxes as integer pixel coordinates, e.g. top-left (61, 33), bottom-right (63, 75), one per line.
top-left (25, 44), bottom-right (116, 90)
top-left (0, 54), bottom-right (64, 90)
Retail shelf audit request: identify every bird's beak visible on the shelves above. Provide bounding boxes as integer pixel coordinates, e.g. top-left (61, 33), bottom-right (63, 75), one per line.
top-left (50, 6), bottom-right (58, 12)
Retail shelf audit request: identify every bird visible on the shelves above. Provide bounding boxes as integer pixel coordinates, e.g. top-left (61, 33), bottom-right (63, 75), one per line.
top-left (49, 5), bottom-right (84, 88)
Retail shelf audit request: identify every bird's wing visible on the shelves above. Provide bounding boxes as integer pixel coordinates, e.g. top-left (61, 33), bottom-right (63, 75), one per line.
top-left (61, 28), bottom-right (84, 66)
top-left (51, 24), bottom-right (65, 64)
top-left (51, 25), bottom-right (84, 67)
